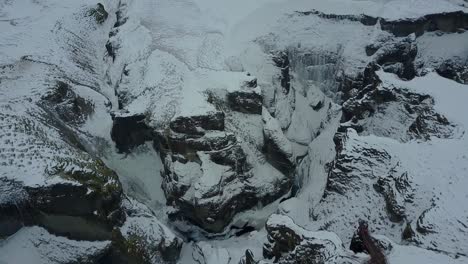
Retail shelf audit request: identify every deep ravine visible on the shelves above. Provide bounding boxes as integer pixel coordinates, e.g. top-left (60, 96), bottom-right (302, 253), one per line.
top-left (1, 0), bottom-right (468, 264)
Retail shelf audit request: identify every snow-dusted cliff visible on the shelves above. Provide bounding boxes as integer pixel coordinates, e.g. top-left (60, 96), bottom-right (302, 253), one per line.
top-left (1, 0), bottom-right (468, 263)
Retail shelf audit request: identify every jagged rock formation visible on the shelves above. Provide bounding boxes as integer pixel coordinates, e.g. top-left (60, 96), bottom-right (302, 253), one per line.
top-left (263, 214), bottom-right (360, 264)
top-left (0, 1), bottom-right (183, 263)
top-left (2, 0), bottom-right (468, 263)
top-left (105, 3), bottom-right (297, 234)
top-left (102, 198), bottom-right (182, 264)
top-left (340, 73), bottom-right (456, 142)
top-left (297, 9), bottom-right (468, 37)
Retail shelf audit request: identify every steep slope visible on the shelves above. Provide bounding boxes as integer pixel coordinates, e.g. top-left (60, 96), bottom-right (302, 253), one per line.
top-left (1, 0), bottom-right (468, 263)
top-left (0, 1), bottom-right (182, 263)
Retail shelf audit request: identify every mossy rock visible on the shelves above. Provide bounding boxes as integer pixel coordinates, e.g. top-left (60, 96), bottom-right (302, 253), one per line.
top-left (48, 156), bottom-right (122, 198)
top-left (104, 230), bottom-right (162, 264)
top-left (42, 81), bottom-right (94, 126)
top-left (89, 3), bottom-right (109, 24)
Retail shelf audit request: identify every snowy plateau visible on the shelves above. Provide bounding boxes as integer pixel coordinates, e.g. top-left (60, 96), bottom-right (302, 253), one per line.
top-left (1, 0), bottom-right (468, 263)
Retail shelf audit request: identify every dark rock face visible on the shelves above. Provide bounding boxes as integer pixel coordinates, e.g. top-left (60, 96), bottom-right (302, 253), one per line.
top-left (295, 10), bottom-right (379, 26)
top-left (41, 81), bottom-right (94, 126)
top-left (408, 111), bottom-right (454, 140)
top-left (374, 172), bottom-right (413, 223)
top-left (111, 114), bottom-right (153, 153)
top-left (295, 9), bottom-right (468, 37)
top-left (262, 135), bottom-right (294, 176)
top-left (170, 111), bottom-right (225, 134)
top-left (328, 129), bottom-right (413, 224)
top-left (350, 222), bottom-right (389, 264)
top-left (158, 131), bottom-right (237, 158)
top-left (100, 199), bottom-right (183, 264)
top-left (327, 130), bottom-right (393, 196)
top-left (88, 3), bottom-right (109, 24)
top-left (155, 110), bottom-right (294, 233)
top-left (341, 73), bottom-right (456, 142)
top-left (0, 160), bottom-right (124, 241)
top-left (157, 112), bottom-right (252, 233)
top-left (373, 35), bottom-right (418, 80)
top-left (272, 51), bottom-right (291, 93)
top-left (380, 11), bottom-right (468, 37)
top-left (436, 59), bottom-right (468, 84)
top-left (0, 178), bottom-right (32, 237)
top-left (263, 214), bottom-right (354, 264)
top-left (160, 128), bottom-right (257, 233)
top-left (227, 91), bottom-right (263, 114)
top-left (239, 250), bottom-right (257, 264)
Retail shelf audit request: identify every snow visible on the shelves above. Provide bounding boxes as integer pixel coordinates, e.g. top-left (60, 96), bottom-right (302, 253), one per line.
top-left (0, 226), bottom-right (110, 264)
top-left (297, 72), bottom-right (468, 258)
top-left (262, 109), bottom-right (294, 160)
top-left (104, 143), bottom-right (166, 210)
top-left (178, 230), bottom-right (268, 264)
top-left (379, 71), bottom-right (468, 127)
top-left (232, 0), bottom-right (468, 21)
top-left (416, 31), bottom-right (468, 69)
top-left (0, 0), bottom-right (119, 187)
top-left (388, 241), bottom-right (468, 264)
top-left (2, 0), bottom-right (468, 263)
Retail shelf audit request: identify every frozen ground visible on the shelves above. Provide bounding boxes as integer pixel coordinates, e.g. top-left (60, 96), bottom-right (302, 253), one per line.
top-left (1, 0), bottom-right (468, 263)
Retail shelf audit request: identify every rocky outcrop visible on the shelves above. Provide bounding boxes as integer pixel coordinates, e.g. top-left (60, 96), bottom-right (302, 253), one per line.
top-left (41, 81), bottom-right (94, 126)
top-left (349, 222), bottom-right (389, 264)
top-left (0, 178), bottom-right (31, 237)
top-left (170, 112), bottom-right (225, 134)
top-left (157, 111), bottom-right (262, 233)
top-left (263, 214), bottom-right (358, 264)
top-left (374, 171), bottom-right (413, 223)
top-left (0, 158), bottom-right (124, 241)
top-left (227, 91), bottom-right (263, 114)
top-left (88, 3), bottom-right (109, 24)
top-left (239, 250), bottom-right (258, 264)
top-left (150, 86), bottom-right (295, 233)
top-left (262, 111), bottom-right (295, 176)
top-left (380, 11), bottom-right (468, 37)
top-left (295, 10), bottom-right (379, 26)
top-left (296, 9), bottom-right (468, 37)
top-left (341, 73), bottom-right (456, 142)
top-left (435, 59), bottom-right (468, 84)
top-left (272, 51), bottom-right (291, 93)
top-left (372, 35), bottom-right (418, 80)
top-left (0, 226), bottom-right (111, 264)
top-left (111, 114), bottom-right (154, 153)
top-left (160, 129), bottom-right (256, 233)
top-left (102, 199), bottom-right (183, 264)
top-left (327, 129), bottom-right (394, 196)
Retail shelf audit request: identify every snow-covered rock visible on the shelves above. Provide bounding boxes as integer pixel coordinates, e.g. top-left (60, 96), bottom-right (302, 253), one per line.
top-left (2, 0), bottom-right (468, 263)
top-left (0, 226), bottom-right (110, 264)
top-left (263, 214), bottom-right (361, 264)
